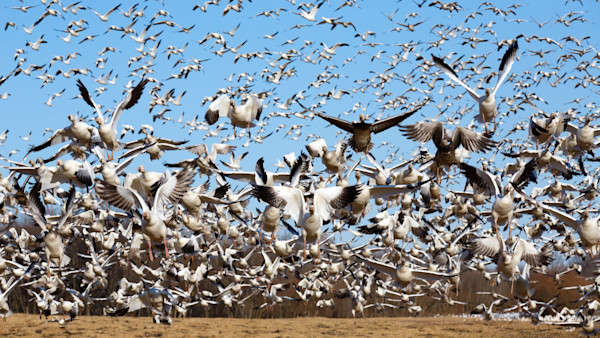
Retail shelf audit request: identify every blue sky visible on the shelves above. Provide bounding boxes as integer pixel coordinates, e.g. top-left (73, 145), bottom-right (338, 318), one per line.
top-left (0, 0), bottom-right (599, 242)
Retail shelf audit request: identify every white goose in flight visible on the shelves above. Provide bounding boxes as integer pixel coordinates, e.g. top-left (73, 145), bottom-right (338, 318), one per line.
top-left (95, 169), bottom-right (194, 261)
top-left (76, 78), bottom-right (148, 159)
top-left (432, 40), bottom-right (518, 133)
top-left (253, 177), bottom-right (360, 260)
top-left (205, 93), bottom-right (263, 137)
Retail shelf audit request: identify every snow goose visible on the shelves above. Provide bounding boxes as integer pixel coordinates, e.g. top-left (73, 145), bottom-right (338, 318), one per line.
top-left (401, 121), bottom-right (496, 182)
top-left (28, 114), bottom-right (96, 154)
top-left (120, 128), bottom-right (188, 161)
top-left (180, 181), bottom-right (230, 219)
top-left (347, 173), bottom-right (425, 225)
top-left (305, 139), bottom-right (348, 180)
top-left (27, 185), bottom-right (79, 275)
top-left (432, 40), bottom-right (518, 133)
top-left (459, 161), bottom-right (537, 237)
top-left (0, 263), bottom-right (36, 320)
top-left (503, 148), bottom-right (577, 179)
top-left (355, 254), bottom-right (458, 288)
top-left (527, 102), bottom-right (569, 147)
top-left (253, 182), bottom-right (360, 260)
top-left (470, 235), bottom-right (552, 281)
top-left (221, 157), bottom-right (300, 186)
top-left (95, 168), bottom-right (193, 261)
top-left (313, 100), bottom-right (426, 153)
top-left (205, 93), bottom-right (263, 136)
top-left (565, 116), bottom-right (600, 154)
top-left (76, 78), bottom-right (148, 159)
top-left (516, 187), bottom-right (600, 255)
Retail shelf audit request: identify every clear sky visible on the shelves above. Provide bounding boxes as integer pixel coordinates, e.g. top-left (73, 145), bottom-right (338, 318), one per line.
top-left (0, 1), bottom-right (599, 244)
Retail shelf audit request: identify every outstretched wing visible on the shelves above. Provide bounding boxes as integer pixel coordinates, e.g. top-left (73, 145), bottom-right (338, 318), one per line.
top-left (491, 40), bottom-right (518, 96)
top-left (432, 55), bottom-right (481, 101)
top-left (205, 95), bottom-right (232, 125)
top-left (76, 79), bottom-right (104, 123)
top-left (371, 99), bottom-right (428, 134)
top-left (111, 78), bottom-right (148, 128)
top-left (314, 112), bottom-right (354, 133)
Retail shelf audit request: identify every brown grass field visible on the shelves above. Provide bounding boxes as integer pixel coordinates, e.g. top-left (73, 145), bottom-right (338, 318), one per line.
top-left (1, 314), bottom-right (577, 337)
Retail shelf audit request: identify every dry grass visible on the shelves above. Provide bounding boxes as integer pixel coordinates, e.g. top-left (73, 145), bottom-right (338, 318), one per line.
top-left (2, 314), bottom-right (577, 337)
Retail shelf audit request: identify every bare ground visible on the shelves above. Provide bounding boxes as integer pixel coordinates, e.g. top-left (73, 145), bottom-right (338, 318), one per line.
top-left (1, 314), bottom-right (578, 337)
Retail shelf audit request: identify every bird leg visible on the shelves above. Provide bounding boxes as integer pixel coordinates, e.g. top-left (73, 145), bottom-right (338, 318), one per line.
top-left (494, 218), bottom-right (500, 239)
top-left (317, 239), bottom-right (321, 263)
top-left (148, 241), bottom-right (154, 261)
top-left (303, 237), bottom-right (307, 260)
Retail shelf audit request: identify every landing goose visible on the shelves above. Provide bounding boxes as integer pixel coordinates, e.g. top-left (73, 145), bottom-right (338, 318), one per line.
top-left (471, 235), bottom-right (552, 280)
top-left (205, 93), bottom-right (263, 136)
top-left (95, 169), bottom-right (193, 261)
top-left (401, 121), bottom-right (496, 182)
top-left (432, 40), bottom-right (518, 133)
top-left (313, 100), bottom-right (426, 153)
top-left (253, 182), bottom-right (360, 260)
top-left (516, 187), bottom-right (600, 255)
top-left (76, 78), bottom-right (148, 159)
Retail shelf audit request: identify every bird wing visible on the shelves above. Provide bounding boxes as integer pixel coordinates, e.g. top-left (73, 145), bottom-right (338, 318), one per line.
top-left (491, 40), bottom-right (518, 96)
top-left (370, 102), bottom-right (425, 134)
top-left (211, 143), bottom-right (237, 155)
top-left (513, 238), bottom-right (553, 267)
top-left (27, 182), bottom-right (47, 228)
top-left (95, 181), bottom-right (148, 212)
top-left (471, 236), bottom-right (503, 259)
top-left (452, 127), bottom-right (496, 153)
top-left (548, 155), bottom-right (576, 179)
top-left (56, 187), bottom-right (80, 230)
top-left (313, 185), bottom-right (361, 222)
top-left (29, 128), bottom-right (74, 153)
top-left (254, 158), bottom-right (268, 185)
top-left (205, 95), bottom-right (232, 125)
top-left (356, 255), bottom-right (397, 278)
top-left (510, 157), bottom-right (538, 189)
top-left (76, 79), bottom-right (104, 123)
top-left (514, 187), bottom-right (579, 228)
top-left (247, 94), bottom-right (263, 121)
top-left (432, 55), bottom-right (481, 101)
top-left (400, 121), bottom-right (444, 147)
top-left (314, 112), bottom-right (354, 133)
top-left (111, 78), bottom-right (148, 129)
top-left (368, 184), bottom-right (423, 200)
top-left (459, 162), bottom-right (500, 197)
top-left (76, 161), bottom-right (94, 187)
top-left (411, 268), bottom-right (458, 280)
top-left (154, 169), bottom-right (194, 210)
top-left (529, 116), bottom-right (548, 138)
top-left (305, 138), bottom-right (327, 157)
top-left (253, 185), bottom-right (305, 225)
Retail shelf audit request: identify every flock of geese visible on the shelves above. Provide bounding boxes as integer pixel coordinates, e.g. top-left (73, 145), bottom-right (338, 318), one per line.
top-left (0, 0), bottom-right (600, 334)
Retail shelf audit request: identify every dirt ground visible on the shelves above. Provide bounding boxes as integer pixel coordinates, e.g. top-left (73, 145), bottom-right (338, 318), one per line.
top-left (1, 314), bottom-right (577, 337)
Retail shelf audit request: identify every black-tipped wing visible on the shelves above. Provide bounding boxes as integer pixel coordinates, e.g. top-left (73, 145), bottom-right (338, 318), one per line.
top-left (76, 79), bottom-right (96, 110)
top-left (27, 181), bottom-right (47, 228)
top-left (255, 158), bottom-right (268, 185)
top-left (432, 55), bottom-right (480, 100)
top-left (491, 40), bottom-right (518, 96)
